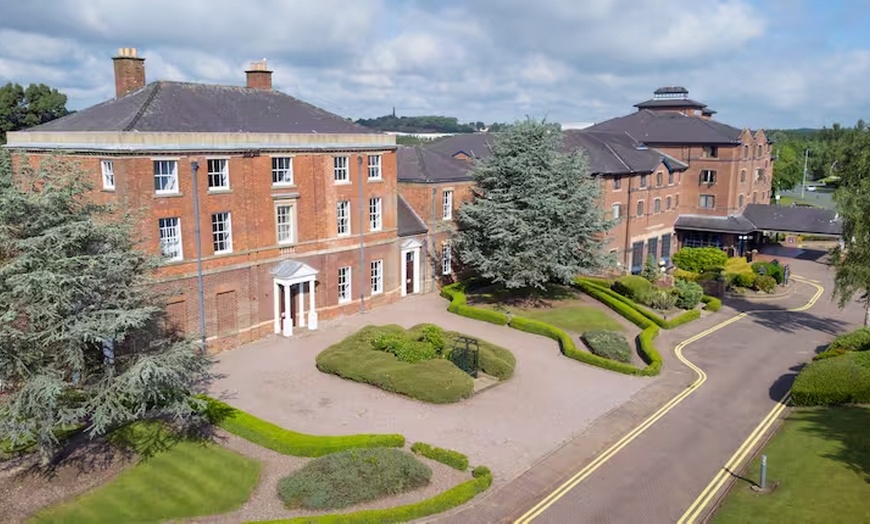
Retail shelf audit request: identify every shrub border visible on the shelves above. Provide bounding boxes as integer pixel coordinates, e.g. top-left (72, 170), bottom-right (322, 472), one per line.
top-left (411, 442), bottom-right (469, 471)
top-left (575, 278), bottom-right (701, 329)
top-left (441, 283), bottom-right (509, 325)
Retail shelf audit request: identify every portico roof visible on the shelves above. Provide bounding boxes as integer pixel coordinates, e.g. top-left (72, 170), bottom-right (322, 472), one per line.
top-left (271, 260), bottom-right (318, 281)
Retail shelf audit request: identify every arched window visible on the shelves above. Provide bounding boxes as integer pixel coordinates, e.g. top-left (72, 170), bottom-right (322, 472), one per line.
top-left (739, 194), bottom-right (744, 207)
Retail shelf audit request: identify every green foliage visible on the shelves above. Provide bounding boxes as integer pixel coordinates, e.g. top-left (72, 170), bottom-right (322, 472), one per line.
top-left (638, 288), bottom-right (678, 311)
top-left (355, 114), bottom-right (481, 134)
top-left (0, 82), bottom-right (69, 144)
top-left (611, 275), bottom-right (653, 301)
top-left (0, 153), bottom-right (212, 464)
top-left (674, 280), bottom-right (704, 310)
top-left (751, 260), bottom-right (785, 284)
top-left (829, 328), bottom-right (870, 352)
top-left (812, 348), bottom-right (849, 361)
top-left (419, 324), bottom-right (447, 355)
top-left (754, 275), bottom-right (777, 293)
top-left (673, 268), bottom-right (700, 282)
top-left (730, 271), bottom-right (757, 288)
top-left (578, 278), bottom-right (699, 329)
top-left (791, 351), bottom-right (870, 406)
top-left (260, 466), bottom-right (493, 524)
top-left (701, 296), bottom-right (722, 311)
top-left (371, 332), bottom-right (438, 363)
top-left (200, 396), bottom-right (404, 456)
top-left (442, 282), bottom-right (510, 325)
top-left (725, 257), bottom-right (756, 289)
top-left (276, 448), bottom-right (432, 510)
top-left (454, 118), bottom-right (614, 290)
top-left (477, 343), bottom-right (516, 380)
top-left (582, 331), bottom-right (633, 363)
top-left (411, 442), bottom-right (469, 471)
top-left (672, 247), bottom-right (728, 273)
top-left (641, 256), bottom-right (661, 283)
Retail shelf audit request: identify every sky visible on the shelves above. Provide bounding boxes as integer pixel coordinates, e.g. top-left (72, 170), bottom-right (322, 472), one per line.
top-left (0, 0), bottom-right (868, 130)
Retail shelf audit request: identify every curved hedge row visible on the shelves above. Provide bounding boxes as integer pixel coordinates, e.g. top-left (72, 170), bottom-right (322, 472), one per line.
top-left (255, 466), bottom-right (493, 523)
top-left (791, 351), bottom-right (870, 406)
top-left (574, 278), bottom-right (701, 329)
top-left (441, 283), bottom-right (509, 326)
top-left (701, 295), bottom-right (721, 312)
top-left (411, 442), bottom-right (469, 471)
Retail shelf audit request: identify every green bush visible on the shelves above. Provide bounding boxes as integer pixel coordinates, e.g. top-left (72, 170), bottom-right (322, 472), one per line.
top-left (672, 247), bottom-right (728, 273)
top-left (812, 348), bottom-right (849, 361)
top-left (701, 295), bottom-right (721, 311)
top-left (582, 331), bottom-right (633, 363)
top-left (641, 256), bottom-right (661, 283)
top-left (639, 288), bottom-right (678, 311)
top-left (577, 278), bottom-right (698, 330)
top-left (791, 352), bottom-right (870, 406)
top-left (828, 328), bottom-right (870, 352)
top-left (754, 275), bottom-right (777, 293)
top-left (199, 396), bottom-right (404, 457)
top-left (277, 448), bottom-right (432, 510)
top-left (674, 280), bottom-right (703, 309)
top-left (441, 283), bottom-right (509, 325)
top-left (731, 271), bottom-right (757, 288)
top-left (411, 442), bottom-right (469, 471)
top-left (611, 275), bottom-right (653, 301)
top-left (371, 332), bottom-right (438, 364)
top-left (478, 343), bottom-right (516, 380)
top-left (419, 324), bottom-right (447, 355)
top-left (751, 261), bottom-right (785, 284)
top-left (673, 268), bottom-right (700, 282)
top-left (261, 466), bottom-right (493, 524)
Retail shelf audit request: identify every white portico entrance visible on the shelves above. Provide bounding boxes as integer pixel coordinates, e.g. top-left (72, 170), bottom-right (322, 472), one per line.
top-left (400, 238), bottom-right (422, 296)
top-left (271, 260), bottom-right (319, 337)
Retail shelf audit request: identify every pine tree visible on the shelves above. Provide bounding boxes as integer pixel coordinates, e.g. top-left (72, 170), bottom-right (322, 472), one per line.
top-left (0, 152), bottom-right (212, 463)
top-left (454, 119), bottom-right (615, 290)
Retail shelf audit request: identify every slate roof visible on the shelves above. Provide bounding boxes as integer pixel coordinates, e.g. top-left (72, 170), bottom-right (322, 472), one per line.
top-left (425, 133), bottom-right (493, 159)
top-left (634, 98), bottom-right (708, 110)
top-left (674, 214), bottom-right (757, 234)
top-left (397, 145), bottom-right (473, 183)
top-left (654, 86), bottom-right (689, 95)
top-left (25, 81), bottom-right (377, 135)
top-left (397, 195), bottom-right (428, 237)
top-left (587, 109), bottom-right (744, 145)
top-left (562, 130), bottom-right (688, 175)
top-left (271, 260), bottom-right (318, 280)
top-left (675, 204), bottom-right (842, 236)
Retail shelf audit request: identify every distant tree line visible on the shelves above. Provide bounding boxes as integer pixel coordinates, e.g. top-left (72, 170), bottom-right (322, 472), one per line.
top-left (355, 114), bottom-right (508, 134)
top-left (0, 82), bottom-right (70, 144)
top-left (769, 122), bottom-right (866, 192)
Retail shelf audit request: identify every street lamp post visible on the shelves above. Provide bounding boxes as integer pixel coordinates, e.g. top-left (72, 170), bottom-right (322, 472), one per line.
top-left (801, 148), bottom-right (810, 199)
top-left (190, 161), bottom-right (207, 352)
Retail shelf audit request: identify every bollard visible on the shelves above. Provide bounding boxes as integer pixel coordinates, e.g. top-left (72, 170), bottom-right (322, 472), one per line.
top-left (760, 455), bottom-right (767, 490)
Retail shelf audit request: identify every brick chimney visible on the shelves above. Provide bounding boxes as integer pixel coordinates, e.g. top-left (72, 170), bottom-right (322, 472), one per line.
top-left (246, 59), bottom-right (272, 90)
top-left (112, 47), bottom-right (146, 98)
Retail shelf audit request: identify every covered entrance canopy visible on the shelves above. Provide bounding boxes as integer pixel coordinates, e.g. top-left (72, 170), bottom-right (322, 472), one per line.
top-left (271, 260), bottom-right (318, 337)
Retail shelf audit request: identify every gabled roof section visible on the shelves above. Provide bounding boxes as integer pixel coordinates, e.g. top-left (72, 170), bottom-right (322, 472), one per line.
top-left (25, 81), bottom-right (378, 135)
top-left (271, 260), bottom-right (318, 281)
top-left (562, 130), bottom-right (688, 175)
top-left (674, 214), bottom-right (757, 234)
top-left (741, 204), bottom-right (841, 236)
top-left (588, 109), bottom-right (743, 145)
top-left (426, 133), bottom-right (493, 159)
top-left (397, 195), bottom-right (429, 237)
top-left (397, 145), bottom-right (473, 183)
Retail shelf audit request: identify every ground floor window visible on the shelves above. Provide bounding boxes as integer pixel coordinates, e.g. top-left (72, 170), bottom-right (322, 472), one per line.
top-left (631, 241), bottom-right (644, 274)
top-left (338, 266), bottom-right (352, 302)
top-left (648, 237), bottom-right (658, 261)
top-left (661, 234), bottom-right (672, 262)
top-left (370, 259), bottom-right (383, 295)
top-left (680, 231), bottom-right (723, 248)
top-left (441, 243), bottom-right (452, 275)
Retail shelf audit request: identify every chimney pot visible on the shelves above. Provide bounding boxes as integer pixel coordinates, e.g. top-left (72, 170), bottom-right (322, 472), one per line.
top-left (246, 58), bottom-right (273, 90)
top-left (112, 47), bottom-right (146, 98)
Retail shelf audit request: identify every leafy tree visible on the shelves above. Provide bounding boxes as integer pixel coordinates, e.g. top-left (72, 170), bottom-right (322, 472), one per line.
top-left (0, 82), bottom-right (70, 144)
top-left (0, 152), bottom-right (212, 463)
top-left (831, 122), bottom-right (870, 326)
top-left (454, 118), bottom-right (614, 290)
top-left (641, 255), bottom-right (660, 283)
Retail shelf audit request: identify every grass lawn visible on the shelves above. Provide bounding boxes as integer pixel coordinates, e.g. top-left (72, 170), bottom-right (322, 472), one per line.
top-left (30, 421), bottom-right (261, 524)
top-left (713, 406), bottom-right (870, 524)
top-left (517, 305), bottom-right (624, 334)
top-left (774, 196), bottom-right (820, 208)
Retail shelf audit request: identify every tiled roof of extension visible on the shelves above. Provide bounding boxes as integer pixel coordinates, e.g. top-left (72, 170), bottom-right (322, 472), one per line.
top-left (397, 145), bottom-right (473, 183)
top-left (587, 109), bottom-right (744, 145)
top-left (397, 195), bottom-right (429, 237)
top-left (24, 81), bottom-right (378, 135)
top-left (675, 204), bottom-right (842, 236)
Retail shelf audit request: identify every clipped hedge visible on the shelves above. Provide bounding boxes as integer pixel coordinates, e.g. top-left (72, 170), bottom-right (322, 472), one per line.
top-left (611, 275), bottom-right (653, 301)
top-left (701, 295), bottom-right (721, 312)
top-left (477, 344), bottom-right (516, 380)
top-left (441, 283), bottom-right (509, 325)
top-left (791, 351), bottom-right (870, 406)
top-left (672, 247), bottom-right (728, 273)
top-left (829, 328), bottom-right (870, 352)
top-left (200, 396), bottom-right (405, 457)
top-left (582, 330), bottom-right (633, 363)
top-left (257, 466), bottom-right (493, 524)
top-left (576, 278), bottom-right (700, 330)
top-left (411, 442), bottom-right (469, 471)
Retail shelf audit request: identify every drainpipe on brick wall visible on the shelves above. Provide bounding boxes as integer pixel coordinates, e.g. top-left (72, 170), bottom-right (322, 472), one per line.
top-left (357, 155), bottom-right (366, 313)
top-left (190, 161), bottom-right (207, 352)
top-left (623, 174), bottom-right (632, 269)
top-left (430, 186), bottom-right (437, 292)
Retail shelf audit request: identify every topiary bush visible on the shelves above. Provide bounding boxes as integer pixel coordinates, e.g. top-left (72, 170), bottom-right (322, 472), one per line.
top-left (611, 275), bottom-right (653, 301)
top-left (277, 448), bottom-right (432, 510)
top-left (731, 271), bottom-right (757, 288)
top-left (754, 274), bottom-right (777, 293)
top-left (674, 280), bottom-right (703, 310)
top-left (791, 351), bottom-right (870, 406)
top-left (701, 295), bottom-right (721, 312)
top-left (828, 328), bottom-right (870, 352)
top-left (371, 332), bottom-right (437, 364)
top-left (672, 247), bottom-right (728, 273)
top-left (582, 330), bottom-right (633, 363)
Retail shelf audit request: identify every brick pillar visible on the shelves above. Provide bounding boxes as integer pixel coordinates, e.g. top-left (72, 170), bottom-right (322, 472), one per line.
top-left (112, 48), bottom-right (146, 98)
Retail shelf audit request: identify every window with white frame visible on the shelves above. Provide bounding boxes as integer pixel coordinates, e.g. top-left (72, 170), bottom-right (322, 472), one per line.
top-left (369, 197), bottom-right (382, 231)
top-left (367, 154), bottom-right (382, 180)
top-left (207, 159), bottom-right (229, 190)
top-left (158, 217), bottom-right (182, 261)
top-left (370, 259), bottom-right (383, 295)
top-left (211, 211), bottom-right (233, 254)
top-left (271, 156), bottom-right (293, 185)
top-left (639, 174), bottom-right (648, 188)
top-left (699, 194), bottom-right (716, 209)
top-left (338, 266), bottom-right (352, 302)
top-left (654, 198), bottom-right (662, 214)
top-left (611, 203), bottom-right (621, 219)
top-left (442, 243), bottom-right (452, 275)
top-left (700, 169), bottom-right (716, 185)
top-left (153, 160), bottom-right (179, 194)
top-left (334, 156), bottom-right (349, 183)
top-left (275, 203), bottom-right (296, 244)
top-left (442, 190), bottom-right (454, 220)
top-left (337, 200), bottom-right (350, 235)
top-left (101, 160), bottom-right (115, 190)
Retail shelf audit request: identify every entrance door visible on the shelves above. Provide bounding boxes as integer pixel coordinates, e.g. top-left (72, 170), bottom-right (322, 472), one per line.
top-left (405, 251), bottom-right (415, 294)
top-left (289, 284), bottom-right (299, 327)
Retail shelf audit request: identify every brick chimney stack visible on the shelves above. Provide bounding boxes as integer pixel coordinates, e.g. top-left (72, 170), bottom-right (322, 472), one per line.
top-left (112, 47), bottom-right (146, 98)
top-left (245, 59), bottom-right (272, 90)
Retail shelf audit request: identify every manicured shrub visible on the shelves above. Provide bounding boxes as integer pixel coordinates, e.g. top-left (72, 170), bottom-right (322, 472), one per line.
top-left (453, 304), bottom-right (510, 325)
top-left (666, 309), bottom-right (701, 327)
top-left (731, 271), bottom-right (757, 289)
top-left (812, 348), bottom-right (849, 361)
top-left (754, 274), bottom-right (777, 293)
top-left (641, 256), bottom-right (661, 283)
top-left (640, 288), bottom-right (678, 311)
top-left (371, 332), bottom-right (438, 364)
top-left (277, 448), bottom-right (432, 510)
top-left (672, 247), bottom-right (728, 273)
top-left (751, 261), bottom-right (785, 284)
top-left (792, 351), bottom-right (870, 406)
top-left (612, 275), bottom-right (654, 301)
top-left (673, 268), bottom-right (700, 282)
top-left (701, 295), bottom-right (721, 311)
top-left (582, 330), bottom-right (633, 363)
top-left (724, 256), bottom-right (752, 274)
top-left (477, 343), bottom-right (516, 380)
top-left (472, 466), bottom-right (491, 479)
top-left (419, 324), bottom-right (447, 355)
top-left (674, 280), bottom-right (703, 310)
top-left (411, 442), bottom-right (469, 471)
top-left (199, 396), bottom-right (405, 457)
top-left (828, 328), bottom-right (870, 352)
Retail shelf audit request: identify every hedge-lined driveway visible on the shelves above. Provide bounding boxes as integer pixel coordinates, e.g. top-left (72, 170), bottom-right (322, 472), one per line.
top-left (210, 293), bottom-right (651, 483)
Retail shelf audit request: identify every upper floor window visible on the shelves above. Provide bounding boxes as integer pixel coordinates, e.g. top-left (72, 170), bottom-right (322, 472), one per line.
top-left (334, 156), bottom-right (349, 183)
top-left (757, 145), bottom-right (763, 158)
top-left (443, 190), bottom-right (454, 220)
top-left (675, 194), bottom-right (680, 208)
top-left (752, 192), bottom-right (758, 203)
top-left (153, 159), bottom-right (178, 194)
top-left (700, 169), bottom-right (716, 185)
top-left (611, 203), bottom-right (621, 220)
top-left (367, 154), bottom-right (382, 180)
top-left (654, 198), bottom-right (661, 214)
top-left (158, 217), bottom-right (182, 261)
top-left (668, 171), bottom-right (674, 185)
top-left (740, 169), bottom-right (746, 183)
top-left (702, 146), bottom-right (719, 158)
top-left (272, 157), bottom-right (294, 186)
top-left (613, 176), bottom-right (622, 190)
top-left (739, 194), bottom-right (745, 207)
top-left (276, 203), bottom-right (296, 245)
top-left (207, 159), bottom-right (229, 191)
top-left (101, 160), bottom-right (115, 190)
top-left (699, 194), bottom-right (715, 209)
top-left (211, 211), bottom-right (233, 254)
top-left (743, 145), bottom-right (749, 160)
top-left (639, 174), bottom-right (648, 188)
top-left (656, 171), bottom-right (663, 187)
top-left (636, 200), bottom-right (644, 217)
top-left (337, 200), bottom-right (350, 236)
top-left (756, 168), bottom-right (765, 182)
top-left (666, 196), bottom-right (672, 210)
top-left (371, 259), bottom-right (383, 295)
top-left (369, 197), bottom-right (382, 231)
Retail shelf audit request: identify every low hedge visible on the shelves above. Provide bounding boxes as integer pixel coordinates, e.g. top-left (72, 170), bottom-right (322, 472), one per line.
top-left (701, 296), bottom-right (721, 312)
top-left (200, 396), bottom-right (405, 457)
top-left (828, 328), bottom-right (870, 352)
top-left (441, 283), bottom-right (509, 326)
top-left (411, 442), bottom-right (469, 471)
top-left (576, 278), bottom-right (700, 330)
top-left (791, 351), bottom-right (870, 406)
top-left (477, 343), bottom-right (516, 380)
top-left (256, 466), bottom-right (493, 524)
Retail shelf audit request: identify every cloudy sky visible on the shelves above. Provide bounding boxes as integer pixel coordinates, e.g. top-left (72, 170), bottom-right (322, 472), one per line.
top-left (0, 0), bottom-right (868, 130)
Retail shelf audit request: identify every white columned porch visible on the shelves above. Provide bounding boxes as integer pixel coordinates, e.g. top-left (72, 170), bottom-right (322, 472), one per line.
top-left (283, 280), bottom-right (293, 337)
top-left (273, 281), bottom-right (281, 334)
top-left (307, 278), bottom-right (318, 329)
top-left (270, 260), bottom-right (320, 338)
top-left (400, 238), bottom-right (423, 297)
top-left (297, 282), bottom-right (306, 328)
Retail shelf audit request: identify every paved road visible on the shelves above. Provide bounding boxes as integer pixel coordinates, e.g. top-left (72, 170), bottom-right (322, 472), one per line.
top-left (438, 256), bottom-right (864, 523)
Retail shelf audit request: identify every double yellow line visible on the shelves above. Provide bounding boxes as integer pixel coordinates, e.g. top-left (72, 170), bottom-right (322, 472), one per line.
top-left (514, 276), bottom-right (825, 524)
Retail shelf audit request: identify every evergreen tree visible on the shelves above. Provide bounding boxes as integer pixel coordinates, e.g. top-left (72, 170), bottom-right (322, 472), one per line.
top-left (454, 119), bottom-right (615, 290)
top-left (0, 152), bottom-right (212, 463)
